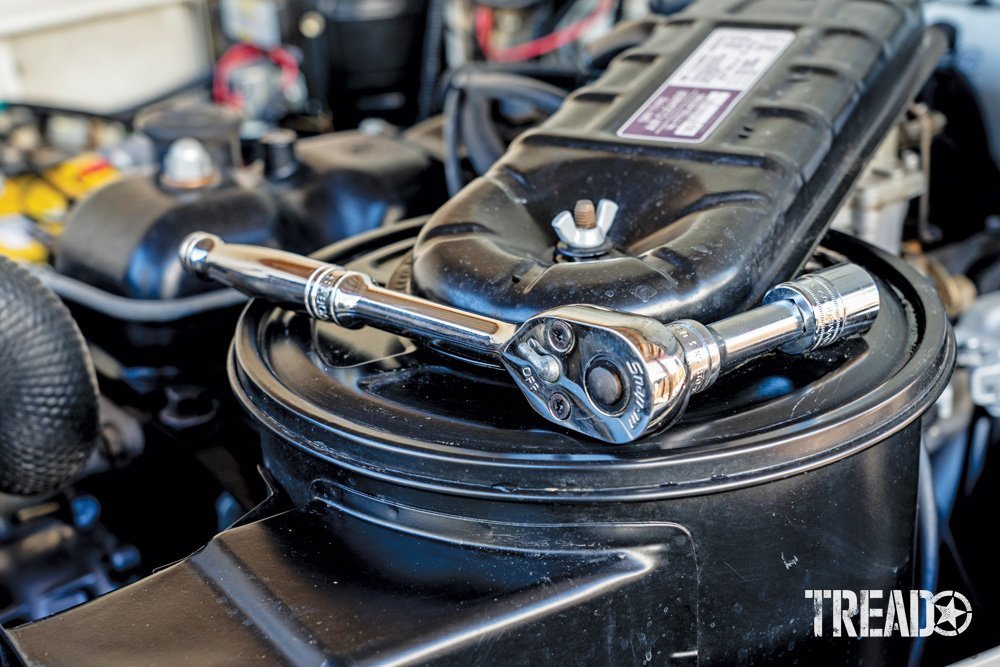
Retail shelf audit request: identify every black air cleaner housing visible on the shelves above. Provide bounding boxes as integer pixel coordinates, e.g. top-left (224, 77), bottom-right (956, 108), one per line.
top-left (223, 222), bottom-right (951, 665)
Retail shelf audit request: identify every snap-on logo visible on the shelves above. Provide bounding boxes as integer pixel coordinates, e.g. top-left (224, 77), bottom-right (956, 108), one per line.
top-left (624, 360), bottom-right (646, 430)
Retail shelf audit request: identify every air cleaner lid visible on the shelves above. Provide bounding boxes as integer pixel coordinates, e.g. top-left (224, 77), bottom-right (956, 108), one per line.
top-left (231, 221), bottom-right (953, 502)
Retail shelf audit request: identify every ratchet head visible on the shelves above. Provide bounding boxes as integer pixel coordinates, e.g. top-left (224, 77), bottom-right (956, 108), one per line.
top-left (500, 306), bottom-right (692, 444)
top-left (499, 263), bottom-right (881, 443)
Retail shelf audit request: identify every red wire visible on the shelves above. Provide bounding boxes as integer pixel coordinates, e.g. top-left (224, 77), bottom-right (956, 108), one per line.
top-left (269, 47), bottom-right (300, 91)
top-left (475, 0), bottom-right (615, 63)
top-left (77, 158), bottom-right (113, 178)
top-left (213, 44), bottom-right (259, 106)
top-left (213, 43), bottom-right (300, 108)
top-left (475, 5), bottom-right (494, 58)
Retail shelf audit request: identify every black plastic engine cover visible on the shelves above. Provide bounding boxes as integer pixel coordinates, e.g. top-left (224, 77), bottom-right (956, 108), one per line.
top-left (56, 174), bottom-right (278, 299)
top-left (411, 0), bottom-right (939, 323)
top-left (274, 130), bottom-right (446, 253)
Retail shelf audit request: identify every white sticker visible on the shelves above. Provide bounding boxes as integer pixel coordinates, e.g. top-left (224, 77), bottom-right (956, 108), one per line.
top-left (618, 28), bottom-right (796, 144)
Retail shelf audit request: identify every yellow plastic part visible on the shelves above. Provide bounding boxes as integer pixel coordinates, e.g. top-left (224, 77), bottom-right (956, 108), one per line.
top-left (0, 153), bottom-right (117, 262)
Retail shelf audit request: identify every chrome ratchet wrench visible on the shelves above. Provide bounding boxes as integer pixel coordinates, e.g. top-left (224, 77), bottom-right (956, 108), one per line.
top-left (180, 233), bottom-right (879, 444)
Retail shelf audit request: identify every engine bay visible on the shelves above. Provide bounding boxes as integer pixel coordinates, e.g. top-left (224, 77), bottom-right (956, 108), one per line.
top-left (0, 0), bottom-right (998, 664)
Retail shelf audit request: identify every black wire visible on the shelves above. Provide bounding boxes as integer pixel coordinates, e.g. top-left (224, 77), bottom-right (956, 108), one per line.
top-left (613, 0), bottom-right (625, 24)
top-left (443, 83), bottom-right (465, 196)
top-left (543, 0), bottom-right (589, 34)
top-left (457, 70), bottom-right (567, 112)
top-left (463, 74), bottom-right (566, 175)
top-left (442, 65), bottom-right (571, 194)
top-left (461, 91), bottom-right (506, 174)
top-left (418, 0), bottom-right (447, 120)
top-left (433, 61), bottom-right (589, 116)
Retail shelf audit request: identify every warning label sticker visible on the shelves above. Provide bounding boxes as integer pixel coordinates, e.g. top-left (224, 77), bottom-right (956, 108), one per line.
top-left (617, 28), bottom-right (795, 144)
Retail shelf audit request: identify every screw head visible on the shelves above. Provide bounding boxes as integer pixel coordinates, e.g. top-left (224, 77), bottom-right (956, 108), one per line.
top-left (546, 320), bottom-right (575, 353)
top-left (547, 392), bottom-right (572, 421)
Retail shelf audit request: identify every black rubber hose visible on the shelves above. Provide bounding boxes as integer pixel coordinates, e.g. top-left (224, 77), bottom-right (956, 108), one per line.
top-left (443, 85), bottom-right (465, 196)
top-left (461, 91), bottom-right (507, 175)
top-left (460, 73), bottom-right (567, 174)
top-left (445, 68), bottom-right (569, 192)
top-left (417, 0), bottom-right (446, 120)
top-left (0, 256), bottom-right (99, 495)
top-left (459, 70), bottom-right (567, 113)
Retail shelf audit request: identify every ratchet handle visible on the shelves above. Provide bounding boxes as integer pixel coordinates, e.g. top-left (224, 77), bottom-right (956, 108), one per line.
top-left (179, 232), bottom-right (365, 324)
top-left (179, 233), bottom-right (515, 362)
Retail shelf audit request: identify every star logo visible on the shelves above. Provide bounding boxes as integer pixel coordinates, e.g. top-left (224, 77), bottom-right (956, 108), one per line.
top-left (932, 591), bottom-right (973, 636)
